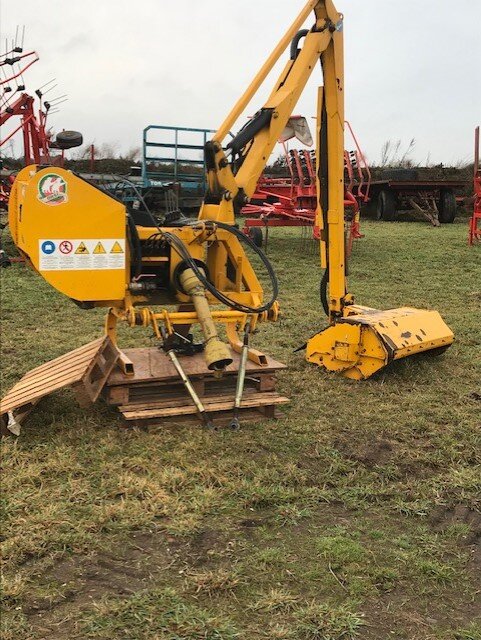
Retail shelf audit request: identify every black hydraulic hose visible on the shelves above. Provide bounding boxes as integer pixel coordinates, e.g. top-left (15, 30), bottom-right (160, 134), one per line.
top-left (320, 269), bottom-right (329, 317)
top-left (290, 29), bottom-right (309, 59)
top-left (91, 174), bottom-right (278, 314)
top-left (318, 89), bottom-right (331, 319)
top-left (126, 212), bottom-right (142, 279)
top-left (162, 220), bottom-right (278, 315)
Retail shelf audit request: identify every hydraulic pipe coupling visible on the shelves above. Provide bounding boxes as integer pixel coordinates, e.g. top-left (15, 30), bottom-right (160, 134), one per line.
top-left (179, 267), bottom-right (233, 372)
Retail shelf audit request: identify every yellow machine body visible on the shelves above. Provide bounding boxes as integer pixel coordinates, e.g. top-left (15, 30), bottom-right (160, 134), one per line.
top-left (9, 166), bottom-right (127, 302)
top-left (9, 166), bottom-right (266, 311)
top-left (306, 306), bottom-right (454, 380)
top-left (8, 165), bottom-right (277, 370)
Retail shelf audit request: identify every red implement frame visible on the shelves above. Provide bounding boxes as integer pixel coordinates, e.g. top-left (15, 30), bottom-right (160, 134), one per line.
top-left (0, 39), bottom-right (68, 208)
top-left (468, 126), bottom-right (481, 246)
top-left (0, 92), bottom-right (54, 164)
top-left (241, 120), bottom-right (369, 255)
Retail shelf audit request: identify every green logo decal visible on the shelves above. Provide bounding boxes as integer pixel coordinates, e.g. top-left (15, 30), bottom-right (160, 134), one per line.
top-left (37, 173), bottom-right (68, 206)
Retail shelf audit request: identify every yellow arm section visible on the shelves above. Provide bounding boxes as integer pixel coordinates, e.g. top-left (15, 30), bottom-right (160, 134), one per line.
top-left (200, 0), bottom-right (347, 315)
top-left (200, 0), bottom-right (344, 221)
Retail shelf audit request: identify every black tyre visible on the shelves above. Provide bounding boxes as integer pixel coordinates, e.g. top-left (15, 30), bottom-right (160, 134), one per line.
top-left (249, 227), bottom-right (263, 247)
top-left (376, 189), bottom-right (397, 221)
top-left (438, 189), bottom-right (456, 224)
top-left (55, 130), bottom-right (83, 149)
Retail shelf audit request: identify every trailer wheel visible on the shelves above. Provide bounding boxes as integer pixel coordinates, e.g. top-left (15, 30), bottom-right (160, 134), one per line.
top-left (55, 130), bottom-right (83, 149)
top-left (438, 189), bottom-right (456, 224)
top-left (376, 189), bottom-right (397, 221)
top-left (249, 227), bottom-right (263, 247)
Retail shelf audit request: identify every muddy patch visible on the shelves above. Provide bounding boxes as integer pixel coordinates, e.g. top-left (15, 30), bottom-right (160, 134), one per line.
top-left (24, 530), bottom-right (187, 639)
top-left (431, 504), bottom-right (481, 545)
top-left (337, 437), bottom-right (395, 467)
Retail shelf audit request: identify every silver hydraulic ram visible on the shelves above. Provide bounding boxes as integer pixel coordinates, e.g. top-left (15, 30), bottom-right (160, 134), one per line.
top-left (161, 327), bottom-right (214, 429)
top-left (228, 321), bottom-right (251, 430)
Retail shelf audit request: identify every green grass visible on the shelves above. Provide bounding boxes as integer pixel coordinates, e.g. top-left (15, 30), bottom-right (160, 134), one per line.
top-left (1, 219), bottom-right (480, 639)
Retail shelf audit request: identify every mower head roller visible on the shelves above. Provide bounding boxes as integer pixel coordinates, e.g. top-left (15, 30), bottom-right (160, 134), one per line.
top-left (306, 305), bottom-right (454, 380)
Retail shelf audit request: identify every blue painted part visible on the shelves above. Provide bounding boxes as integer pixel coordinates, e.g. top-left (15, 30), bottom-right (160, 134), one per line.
top-left (41, 241), bottom-right (56, 255)
top-left (141, 125), bottom-right (217, 195)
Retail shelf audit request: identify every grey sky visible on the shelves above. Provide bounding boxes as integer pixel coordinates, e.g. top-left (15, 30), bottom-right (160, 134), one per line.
top-left (1, 0), bottom-right (480, 165)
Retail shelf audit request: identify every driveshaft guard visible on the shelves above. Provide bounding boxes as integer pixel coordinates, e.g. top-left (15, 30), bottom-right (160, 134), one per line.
top-left (306, 305), bottom-right (454, 380)
top-left (9, 166), bottom-right (128, 303)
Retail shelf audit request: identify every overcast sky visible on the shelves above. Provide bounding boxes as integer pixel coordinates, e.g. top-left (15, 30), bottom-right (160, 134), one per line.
top-left (1, 0), bottom-right (480, 165)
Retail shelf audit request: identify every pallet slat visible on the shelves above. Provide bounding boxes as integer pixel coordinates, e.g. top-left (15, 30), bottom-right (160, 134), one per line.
top-left (121, 394), bottom-right (289, 420)
top-left (120, 389), bottom-right (261, 412)
top-left (107, 348), bottom-right (286, 387)
top-left (18, 339), bottom-right (105, 377)
top-left (0, 337), bottom-right (119, 418)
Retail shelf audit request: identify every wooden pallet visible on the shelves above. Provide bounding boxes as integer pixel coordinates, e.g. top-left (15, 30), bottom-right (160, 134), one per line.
top-left (0, 337), bottom-right (119, 435)
top-left (105, 348), bottom-right (289, 428)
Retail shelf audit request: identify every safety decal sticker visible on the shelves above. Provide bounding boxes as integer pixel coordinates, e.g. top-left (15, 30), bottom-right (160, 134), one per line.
top-left (39, 239), bottom-right (125, 271)
top-left (37, 173), bottom-right (68, 206)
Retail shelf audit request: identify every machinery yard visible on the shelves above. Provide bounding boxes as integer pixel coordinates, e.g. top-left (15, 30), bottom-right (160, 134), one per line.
top-left (1, 0), bottom-right (480, 639)
top-left (2, 220), bottom-right (480, 639)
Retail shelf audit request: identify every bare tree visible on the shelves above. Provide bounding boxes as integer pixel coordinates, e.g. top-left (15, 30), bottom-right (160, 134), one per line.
top-left (98, 141), bottom-right (120, 159)
top-left (379, 138), bottom-right (417, 167)
top-left (122, 146), bottom-right (141, 162)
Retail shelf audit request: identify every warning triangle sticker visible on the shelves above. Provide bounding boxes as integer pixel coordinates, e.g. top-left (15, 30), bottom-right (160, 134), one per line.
top-left (93, 241), bottom-right (106, 254)
top-left (75, 242), bottom-right (89, 254)
top-left (110, 241), bottom-right (124, 254)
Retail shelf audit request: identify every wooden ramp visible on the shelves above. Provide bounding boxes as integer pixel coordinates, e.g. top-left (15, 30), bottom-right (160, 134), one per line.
top-left (0, 337), bottom-right (119, 434)
top-left (105, 348), bottom-right (289, 428)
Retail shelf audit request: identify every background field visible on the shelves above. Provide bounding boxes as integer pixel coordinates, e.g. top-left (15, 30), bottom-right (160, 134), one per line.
top-left (1, 219), bottom-right (480, 639)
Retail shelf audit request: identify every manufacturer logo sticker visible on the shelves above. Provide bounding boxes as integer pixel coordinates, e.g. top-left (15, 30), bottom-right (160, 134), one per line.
top-left (37, 173), bottom-right (68, 206)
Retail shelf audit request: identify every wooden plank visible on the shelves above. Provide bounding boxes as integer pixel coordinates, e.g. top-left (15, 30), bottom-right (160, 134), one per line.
top-left (19, 339), bottom-right (105, 378)
top-left (257, 374), bottom-right (277, 392)
top-left (121, 394), bottom-right (289, 420)
top-left (12, 351), bottom-right (104, 386)
top-left (3, 359), bottom-right (103, 398)
top-left (108, 376), bottom-right (267, 407)
top-left (104, 386), bottom-right (131, 406)
top-left (5, 341), bottom-right (109, 394)
top-left (118, 375), bottom-right (257, 396)
top-left (120, 389), bottom-right (264, 412)
top-left (0, 337), bottom-right (116, 416)
top-left (123, 406), bottom-right (280, 430)
top-left (107, 348), bottom-right (286, 387)
top-left (80, 341), bottom-right (119, 402)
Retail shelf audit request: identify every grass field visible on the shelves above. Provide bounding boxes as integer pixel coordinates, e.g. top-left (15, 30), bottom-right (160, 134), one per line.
top-left (1, 219), bottom-right (480, 640)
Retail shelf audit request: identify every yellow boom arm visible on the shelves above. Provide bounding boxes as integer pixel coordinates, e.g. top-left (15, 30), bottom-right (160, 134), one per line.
top-left (199, 1), bottom-right (343, 221)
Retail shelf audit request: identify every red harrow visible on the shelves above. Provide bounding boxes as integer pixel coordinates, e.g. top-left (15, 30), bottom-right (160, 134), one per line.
top-left (241, 117), bottom-right (370, 255)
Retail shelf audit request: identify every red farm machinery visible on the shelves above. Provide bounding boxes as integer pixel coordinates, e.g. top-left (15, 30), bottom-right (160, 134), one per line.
top-left (241, 117), bottom-right (369, 255)
top-left (0, 29), bottom-right (82, 265)
top-left (468, 126), bottom-right (481, 246)
top-left (0, 29), bottom-right (83, 200)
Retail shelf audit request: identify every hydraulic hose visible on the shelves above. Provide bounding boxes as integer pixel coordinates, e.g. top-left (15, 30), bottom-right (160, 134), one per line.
top-left (290, 29), bottom-right (309, 59)
top-left (320, 269), bottom-right (329, 317)
top-left (162, 220), bottom-right (278, 315)
top-left (126, 212), bottom-right (142, 279)
top-left (95, 174), bottom-right (278, 315)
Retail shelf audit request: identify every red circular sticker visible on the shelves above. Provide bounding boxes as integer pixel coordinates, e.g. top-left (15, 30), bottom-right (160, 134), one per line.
top-left (59, 240), bottom-right (73, 254)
